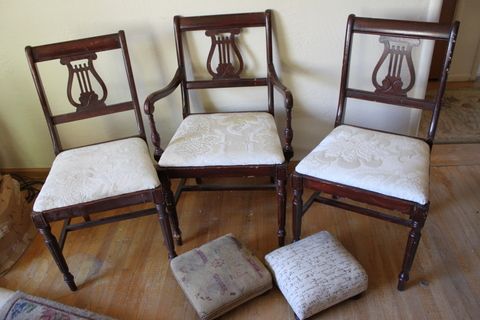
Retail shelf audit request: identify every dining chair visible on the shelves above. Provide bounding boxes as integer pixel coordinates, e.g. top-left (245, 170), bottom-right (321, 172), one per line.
top-left (144, 10), bottom-right (293, 248)
top-left (26, 31), bottom-right (176, 291)
top-left (292, 14), bottom-right (459, 290)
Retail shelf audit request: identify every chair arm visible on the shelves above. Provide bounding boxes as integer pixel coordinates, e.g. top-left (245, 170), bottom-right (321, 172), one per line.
top-left (143, 68), bottom-right (183, 161)
top-left (268, 64), bottom-right (294, 161)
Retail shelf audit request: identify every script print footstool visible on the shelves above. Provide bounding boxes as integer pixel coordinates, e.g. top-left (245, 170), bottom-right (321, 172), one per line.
top-left (265, 231), bottom-right (368, 319)
top-left (170, 234), bottom-right (272, 320)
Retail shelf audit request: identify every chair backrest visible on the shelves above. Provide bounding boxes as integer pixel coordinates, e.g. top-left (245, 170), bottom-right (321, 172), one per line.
top-left (26, 31), bottom-right (145, 155)
top-left (336, 14), bottom-right (459, 147)
top-left (173, 10), bottom-right (276, 118)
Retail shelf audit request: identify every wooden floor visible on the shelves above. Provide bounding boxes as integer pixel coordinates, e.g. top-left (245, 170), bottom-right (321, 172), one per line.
top-left (1, 144), bottom-right (479, 319)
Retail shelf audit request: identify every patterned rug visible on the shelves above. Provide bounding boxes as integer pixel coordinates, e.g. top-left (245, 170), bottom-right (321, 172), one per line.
top-left (0, 291), bottom-right (114, 320)
top-left (419, 87), bottom-right (480, 143)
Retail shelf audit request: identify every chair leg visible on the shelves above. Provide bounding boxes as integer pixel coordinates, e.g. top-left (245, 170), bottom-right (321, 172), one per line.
top-left (398, 207), bottom-right (427, 291)
top-left (160, 174), bottom-right (183, 245)
top-left (292, 173), bottom-right (303, 242)
top-left (155, 202), bottom-right (177, 260)
top-left (37, 225), bottom-right (77, 291)
top-left (276, 166), bottom-right (287, 247)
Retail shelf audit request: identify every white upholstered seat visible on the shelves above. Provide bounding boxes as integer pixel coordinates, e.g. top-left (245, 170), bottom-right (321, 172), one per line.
top-left (158, 112), bottom-right (285, 167)
top-left (295, 125), bottom-right (430, 204)
top-left (33, 138), bottom-right (160, 212)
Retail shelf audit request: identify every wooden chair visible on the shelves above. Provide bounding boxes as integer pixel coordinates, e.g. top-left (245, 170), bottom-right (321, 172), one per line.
top-left (26, 31), bottom-right (176, 291)
top-left (292, 15), bottom-right (459, 290)
top-left (144, 10), bottom-right (293, 247)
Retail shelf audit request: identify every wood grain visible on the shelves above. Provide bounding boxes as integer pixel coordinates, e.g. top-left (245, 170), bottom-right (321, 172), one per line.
top-left (0, 145), bottom-right (479, 319)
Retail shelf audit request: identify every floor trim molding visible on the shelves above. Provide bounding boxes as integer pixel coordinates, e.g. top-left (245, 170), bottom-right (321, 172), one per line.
top-left (1, 168), bottom-right (49, 180)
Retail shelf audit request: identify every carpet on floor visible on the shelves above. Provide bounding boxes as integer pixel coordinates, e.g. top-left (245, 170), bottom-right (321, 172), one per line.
top-left (419, 87), bottom-right (480, 143)
top-left (0, 291), bottom-right (114, 320)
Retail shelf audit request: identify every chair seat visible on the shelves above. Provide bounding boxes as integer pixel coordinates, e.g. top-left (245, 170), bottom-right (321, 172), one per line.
top-left (33, 138), bottom-right (160, 212)
top-left (295, 125), bottom-right (430, 204)
top-left (158, 112), bottom-right (285, 167)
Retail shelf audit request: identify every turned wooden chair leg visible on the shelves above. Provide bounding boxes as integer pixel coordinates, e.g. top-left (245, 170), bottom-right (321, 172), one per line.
top-left (160, 175), bottom-right (183, 246)
top-left (276, 166), bottom-right (287, 247)
top-left (154, 200), bottom-right (177, 260)
top-left (398, 208), bottom-right (427, 291)
top-left (292, 174), bottom-right (304, 242)
top-left (37, 225), bottom-right (77, 291)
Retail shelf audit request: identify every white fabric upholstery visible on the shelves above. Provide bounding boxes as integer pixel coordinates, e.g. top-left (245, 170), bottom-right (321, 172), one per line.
top-left (0, 288), bottom-right (14, 309)
top-left (295, 125), bottom-right (430, 204)
top-left (265, 231), bottom-right (368, 320)
top-left (33, 138), bottom-right (160, 212)
top-left (158, 112), bottom-right (285, 167)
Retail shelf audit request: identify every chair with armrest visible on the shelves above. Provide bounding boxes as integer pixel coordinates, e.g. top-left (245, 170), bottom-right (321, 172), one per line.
top-left (25, 31), bottom-right (176, 291)
top-left (292, 15), bottom-right (459, 290)
top-left (144, 10), bottom-right (293, 247)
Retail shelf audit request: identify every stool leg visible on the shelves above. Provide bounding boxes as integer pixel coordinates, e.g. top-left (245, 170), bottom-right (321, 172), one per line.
top-left (351, 292), bottom-right (364, 300)
top-left (38, 225), bottom-right (77, 291)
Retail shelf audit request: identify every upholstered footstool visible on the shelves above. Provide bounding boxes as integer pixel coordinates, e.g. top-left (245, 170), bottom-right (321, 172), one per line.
top-left (170, 234), bottom-right (272, 320)
top-left (265, 231), bottom-right (368, 319)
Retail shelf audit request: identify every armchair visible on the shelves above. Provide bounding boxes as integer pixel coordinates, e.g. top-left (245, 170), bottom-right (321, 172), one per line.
top-left (144, 10), bottom-right (293, 247)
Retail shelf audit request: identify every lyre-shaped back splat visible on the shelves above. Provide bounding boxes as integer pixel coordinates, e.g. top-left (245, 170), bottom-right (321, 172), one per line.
top-left (60, 53), bottom-right (107, 111)
top-left (205, 29), bottom-right (244, 79)
top-left (372, 36), bottom-right (420, 96)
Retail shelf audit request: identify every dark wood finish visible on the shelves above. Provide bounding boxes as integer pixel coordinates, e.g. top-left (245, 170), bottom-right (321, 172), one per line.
top-left (346, 89), bottom-right (435, 110)
top-left (144, 10), bottom-right (293, 247)
top-left (294, 14), bottom-right (459, 291)
top-left (26, 31), bottom-right (176, 291)
top-left (372, 36), bottom-right (419, 96)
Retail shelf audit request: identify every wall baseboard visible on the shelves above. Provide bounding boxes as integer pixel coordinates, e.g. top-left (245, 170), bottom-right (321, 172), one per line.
top-left (1, 168), bottom-right (49, 180)
top-left (448, 73), bottom-right (476, 82)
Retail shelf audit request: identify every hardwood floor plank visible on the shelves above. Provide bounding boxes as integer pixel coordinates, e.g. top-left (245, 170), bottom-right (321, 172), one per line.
top-left (1, 146), bottom-right (479, 319)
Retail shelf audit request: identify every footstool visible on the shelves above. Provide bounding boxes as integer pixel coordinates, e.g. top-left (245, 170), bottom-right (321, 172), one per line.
top-left (265, 231), bottom-right (368, 319)
top-left (170, 234), bottom-right (272, 320)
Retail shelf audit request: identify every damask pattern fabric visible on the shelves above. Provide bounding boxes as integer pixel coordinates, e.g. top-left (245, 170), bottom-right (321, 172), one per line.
top-left (265, 231), bottom-right (368, 320)
top-left (158, 112), bottom-right (285, 167)
top-left (295, 125), bottom-right (430, 204)
top-left (33, 138), bottom-right (160, 212)
top-left (170, 233), bottom-right (272, 320)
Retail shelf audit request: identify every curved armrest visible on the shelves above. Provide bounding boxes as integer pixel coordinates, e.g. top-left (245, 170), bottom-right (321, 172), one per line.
top-left (143, 68), bottom-right (183, 160)
top-left (144, 68), bottom-right (183, 115)
top-left (268, 64), bottom-right (294, 161)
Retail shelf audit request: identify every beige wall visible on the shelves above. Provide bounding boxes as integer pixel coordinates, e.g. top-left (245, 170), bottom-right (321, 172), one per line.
top-left (0, 0), bottom-right (441, 168)
top-left (449, 0), bottom-right (480, 81)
